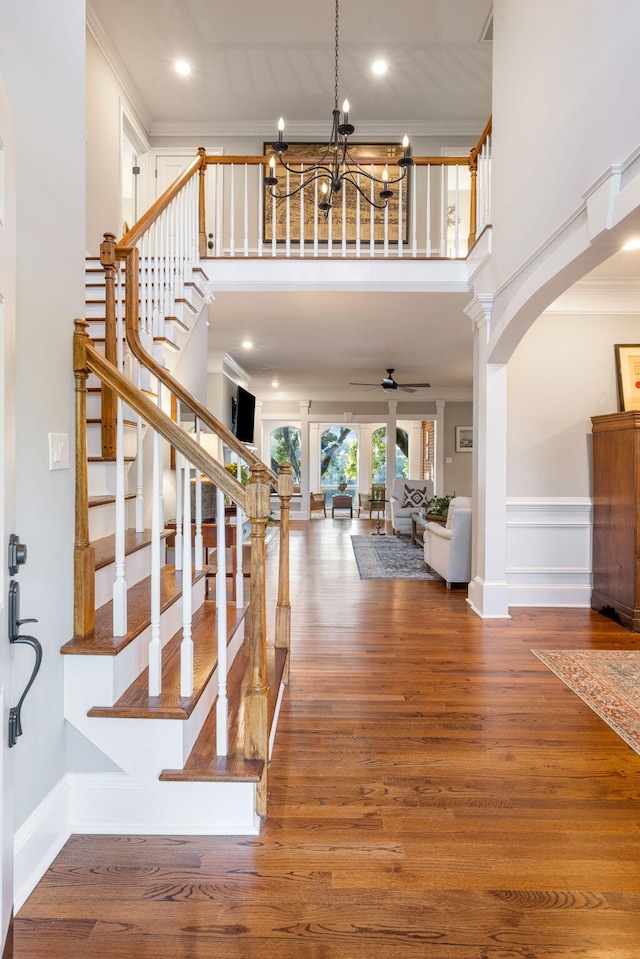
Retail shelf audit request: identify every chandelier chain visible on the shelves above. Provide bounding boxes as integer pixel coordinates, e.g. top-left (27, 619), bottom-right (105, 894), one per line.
top-left (334, 0), bottom-right (340, 112)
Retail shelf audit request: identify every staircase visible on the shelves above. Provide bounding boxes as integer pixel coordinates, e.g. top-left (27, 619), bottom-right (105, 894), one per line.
top-left (62, 154), bottom-right (292, 833)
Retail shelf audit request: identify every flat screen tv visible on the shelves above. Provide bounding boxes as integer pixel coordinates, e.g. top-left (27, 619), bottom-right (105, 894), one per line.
top-left (231, 385), bottom-right (256, 444)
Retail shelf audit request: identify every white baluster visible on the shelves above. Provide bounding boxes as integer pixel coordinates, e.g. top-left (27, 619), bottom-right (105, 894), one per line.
top-left (149, 429), bottom-right (162, 696)
top-left (234, 454), bottom-right (244, 608)
top-left (271, 187), bottom-right (276, 257)
top-left (174, 396), bottom-right (183, 568)
top-left (257, 165), bottom-right (264, 257)
top-left (243, 163), bottom-right (249, 257)
top-left (397, 176), bottom-right (403, 258)
top-left (168, 196), bottom-right (176, 315)
top-left (384, 196), bottom-right (389, 258)
top-left (440, 164), bottom-right (446, 257)
top-left (152, 218), bottom-right (160, 337)
top-left (215, 165), bottom-right (223, 258)
top-left (180, 455), bottom-right (194, 697)
top-left (486, 134), bottom-right (492, 226)
top-left (194, 418), bottom-right (203, 570)
top-left (411, 165), bottom-right (417, 257)
top-left (454, 164), bottom-right (460, 258)
top-left (369, 166), bottom-right (375, 258)
top-left (327, 204), bottom-right (333, 258)
top-left (229, 163), bottom-right (235, 258)
top-left (285, 169), bottom-right (291, 258)
top-left (216, 470), bottom-right (228, 756)
top-left (355, 173), bottom-right (361, 258)
top-left (342, 180), bottom-right (347, 257)
top-left (299, 165), bottom-right (304, 258)
top-left (426, 164), bottom-right (432, 257)
top-left (313, 178), bottom-right (318, 258)
top-left (112, 273), bottom-right (127, 636)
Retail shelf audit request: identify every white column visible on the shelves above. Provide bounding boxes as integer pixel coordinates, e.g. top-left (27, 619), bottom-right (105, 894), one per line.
top-left (465, 295), bottom-right (510, 619)
top-left (308, 417), bottom-right (319, 514)
top-left (408, 421), bottom-right (422, 479)
top-left (300, 401), bottom-right (310, 517)
top-left (358, 424), bottom-right (374, 494)
top-left (385, 401), bottom-right (398, 519)
top-left (435, 399), bottom-right (445, 495)
top-left (180, 456), bottom-right (194, 696)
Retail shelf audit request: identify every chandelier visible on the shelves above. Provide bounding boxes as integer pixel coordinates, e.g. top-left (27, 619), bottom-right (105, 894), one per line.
top-left (264, 0), bottom-right (413, 213)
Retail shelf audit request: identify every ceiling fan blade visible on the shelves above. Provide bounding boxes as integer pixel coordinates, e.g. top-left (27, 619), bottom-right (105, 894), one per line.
top-left (397, 385), bottom-right (416, 393)
top-left (400, 382), bottom-right (431, 388)
top-left (349, 382), bottom-right (379, 386)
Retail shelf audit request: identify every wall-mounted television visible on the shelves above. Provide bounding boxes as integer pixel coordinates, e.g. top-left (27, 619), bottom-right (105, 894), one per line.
top-left (231, 385), bottom-right (256, 444)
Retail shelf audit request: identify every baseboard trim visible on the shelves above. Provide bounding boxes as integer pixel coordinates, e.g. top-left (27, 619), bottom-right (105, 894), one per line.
top-left (14, 776), bottom-right (71, 913)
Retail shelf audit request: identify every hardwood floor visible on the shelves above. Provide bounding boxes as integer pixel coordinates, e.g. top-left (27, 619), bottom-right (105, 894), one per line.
top-left (15, 518), bottom-right (640, 957)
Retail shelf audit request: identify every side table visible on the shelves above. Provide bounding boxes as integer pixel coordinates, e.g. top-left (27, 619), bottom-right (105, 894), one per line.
top-left (410, 511), bottom-right (446, 545)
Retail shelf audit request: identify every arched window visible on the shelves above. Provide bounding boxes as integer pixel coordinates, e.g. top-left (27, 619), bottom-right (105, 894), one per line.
top-left (270, 426), bottom-right (302, 483)
top-left (371, 427), bottom-right (409, 482)
top-left (320, 427), bottom-right (358, 491)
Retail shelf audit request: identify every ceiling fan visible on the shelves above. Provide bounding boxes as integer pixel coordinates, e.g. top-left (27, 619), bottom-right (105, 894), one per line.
top-left (349, 369), bottom-right (431, 394)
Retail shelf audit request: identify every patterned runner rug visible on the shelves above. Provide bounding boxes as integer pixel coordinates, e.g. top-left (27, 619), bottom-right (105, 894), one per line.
top-left (532, 649), bottom-right (640, 755)
top-left (350, 535), bottom-right (443, 581)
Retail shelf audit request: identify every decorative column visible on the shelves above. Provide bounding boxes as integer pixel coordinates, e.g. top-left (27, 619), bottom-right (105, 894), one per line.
top-left (99, 232), bottom-right (117, 458)
top-left (197, 147), bottom-right (207, 258)
top-left (385, 401), bottom-right (398, 520)
top-left (435, 399), bottom-right (445, 494)
top-left (73, 320), bottom-right (95, 637)
top-left (244, 462), bottom-right (271, 817)
top-left (299, 400), bottom-right (310, 518)
top-left (465, 294), bottom-right (510, 618)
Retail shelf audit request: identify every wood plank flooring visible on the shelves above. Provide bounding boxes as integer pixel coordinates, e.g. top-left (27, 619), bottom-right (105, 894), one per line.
top-left (15, 517), bottom-right (640, 958)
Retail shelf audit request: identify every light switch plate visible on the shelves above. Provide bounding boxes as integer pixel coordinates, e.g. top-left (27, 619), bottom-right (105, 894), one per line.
top-left (49, 432), bottom-right (69, 470)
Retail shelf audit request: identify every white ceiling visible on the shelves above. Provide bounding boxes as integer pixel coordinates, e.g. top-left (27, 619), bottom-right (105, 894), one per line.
top-left (90, 0), bottom-right (493, 395)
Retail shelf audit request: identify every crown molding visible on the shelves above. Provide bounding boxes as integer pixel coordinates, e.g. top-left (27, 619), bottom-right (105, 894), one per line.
top-left (150, 120), bottom-right (484, 140)
top-left (86, 2), bottom-right (152, 134)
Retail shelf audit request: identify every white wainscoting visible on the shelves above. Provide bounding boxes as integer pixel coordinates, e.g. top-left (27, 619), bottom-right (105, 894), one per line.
top-left (506, 498), bottom-right (592, 607)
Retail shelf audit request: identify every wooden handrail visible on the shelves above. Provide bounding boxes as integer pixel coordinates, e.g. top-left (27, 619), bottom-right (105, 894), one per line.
top-left (205, 154), bottom-right (471, 168)
top-left (470, 116), bottom-right (492, 164)
top-left (121, 249), bottom-right (279, 488)
top-left (79, 330), bottom-right (247, 509)
top-left (119, 150), bottom-right (206, 249)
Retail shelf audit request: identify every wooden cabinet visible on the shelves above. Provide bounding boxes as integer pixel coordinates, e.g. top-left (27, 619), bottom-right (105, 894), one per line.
top-left (591, 411), bottom-right (640, 630)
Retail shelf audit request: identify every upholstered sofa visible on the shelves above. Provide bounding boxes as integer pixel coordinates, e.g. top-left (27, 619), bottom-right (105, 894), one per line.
top-left (423, 496), bottom-right (472, 588)
top-left (389, 478), bottom-right (434, 536)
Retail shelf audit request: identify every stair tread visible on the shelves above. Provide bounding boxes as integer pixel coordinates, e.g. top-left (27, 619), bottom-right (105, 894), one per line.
top-left (87, 418), bottom-right (137, 427)
top-left (61, 565), bottom-right (209, 656)
top-left (92, 528), bottom-right (168, 571)
top-left (160, 643), bottom-right (286, 783)
top-left (175, 297), bottom-right (197, 314)
top-left (87, 601), bottom-right (248, 719)
top-left (89, 493), bottom-right (136, 508)
top-left (88, 456), bottom-right (136, 463)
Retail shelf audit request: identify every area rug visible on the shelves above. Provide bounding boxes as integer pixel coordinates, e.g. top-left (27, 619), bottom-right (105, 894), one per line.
top-left (350, 535), bottom-right (443, 581)
top-left (532, 649), bottom-right (640, 755)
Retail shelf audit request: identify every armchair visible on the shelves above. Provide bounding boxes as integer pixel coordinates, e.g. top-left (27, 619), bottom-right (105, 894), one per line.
top-left (390, 478), bottom-right (434, 536)
top-left (309, 492), bottom-right (327, 517)
top-left (357, 484), bottom-right (386, 519)
top-left (423, 496), bottom-right (472, 588)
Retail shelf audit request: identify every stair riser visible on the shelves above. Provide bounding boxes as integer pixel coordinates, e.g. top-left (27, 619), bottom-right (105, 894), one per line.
top-left (88, 460), bottom-right (135, 498)
top-left (65, 576), bottom-right (207, 709)
top-left (87, 423), bottom-right (138, 459)
top-left (69, 774), bottom-right (257, 835)
top-left (86, 394), bottom-right (139, 422)
top-left (94, 541), bottom-right (155, 609)
top-left (89, 499), bottom-right (136, 542)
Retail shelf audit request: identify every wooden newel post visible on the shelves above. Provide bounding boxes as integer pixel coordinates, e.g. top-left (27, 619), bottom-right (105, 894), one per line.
top-left (467, 155), bottom-right (478, 250)
top-left (74, 319), bottom-right (96, 638)
top-left (197, 147), bottom-right (207, 259)
top-left (275, 463), bottom-right (293, 684)
top-left (244, 462), bottom-right (271, 817)
top-left (100, 232), bottom-right (117, 458)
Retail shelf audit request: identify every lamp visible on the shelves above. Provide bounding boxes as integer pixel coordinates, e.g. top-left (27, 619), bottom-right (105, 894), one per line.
top-left (265, 0), bottom-right (413, 214)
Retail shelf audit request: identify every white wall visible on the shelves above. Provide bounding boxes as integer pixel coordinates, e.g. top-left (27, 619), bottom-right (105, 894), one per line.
top-left (86, 29), bottom-right (148, 253)
top-left (0, 0), bottom-right (86, 827)
top-left (442, 402), bottom-right (473, 496)
top-left (491, 0), bottom-right (640, 293)
top-left (507, 311), bottom-right (640, 497)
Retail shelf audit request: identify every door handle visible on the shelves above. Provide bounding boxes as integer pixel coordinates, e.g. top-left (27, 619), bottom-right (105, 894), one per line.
top-left (7, 567), bottom-right (43, 748)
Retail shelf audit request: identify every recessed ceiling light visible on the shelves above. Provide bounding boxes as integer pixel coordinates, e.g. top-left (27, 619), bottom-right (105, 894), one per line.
top-left (372, 60), bottom-right (388, 76)
top-left (174, 60), bottom-right (191, 76)
top-left (241, 340), bottom-right (253, 349)
top-left (622, 238), bottom-right (640, 251)
top-left (271, 380), bottom-right (279, 388)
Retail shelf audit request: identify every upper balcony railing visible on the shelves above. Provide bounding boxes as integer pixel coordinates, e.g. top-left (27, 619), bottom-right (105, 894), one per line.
top-left (199, 118), bottom-right (492, 261)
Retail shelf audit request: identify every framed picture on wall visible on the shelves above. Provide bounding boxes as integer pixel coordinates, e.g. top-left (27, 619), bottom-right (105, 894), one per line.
top-left (614, 344), bottom-right (640, 411)
top-left (455, 426), bottom-right (473, 452)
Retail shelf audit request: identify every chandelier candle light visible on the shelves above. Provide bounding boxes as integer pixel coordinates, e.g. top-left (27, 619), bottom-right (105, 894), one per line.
top-left (264, 0), bottom-right (413, 214)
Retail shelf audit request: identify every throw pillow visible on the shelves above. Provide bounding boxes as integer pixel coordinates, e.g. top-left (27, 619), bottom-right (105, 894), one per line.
top-left (402, 485), bottom-right (427, 508)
